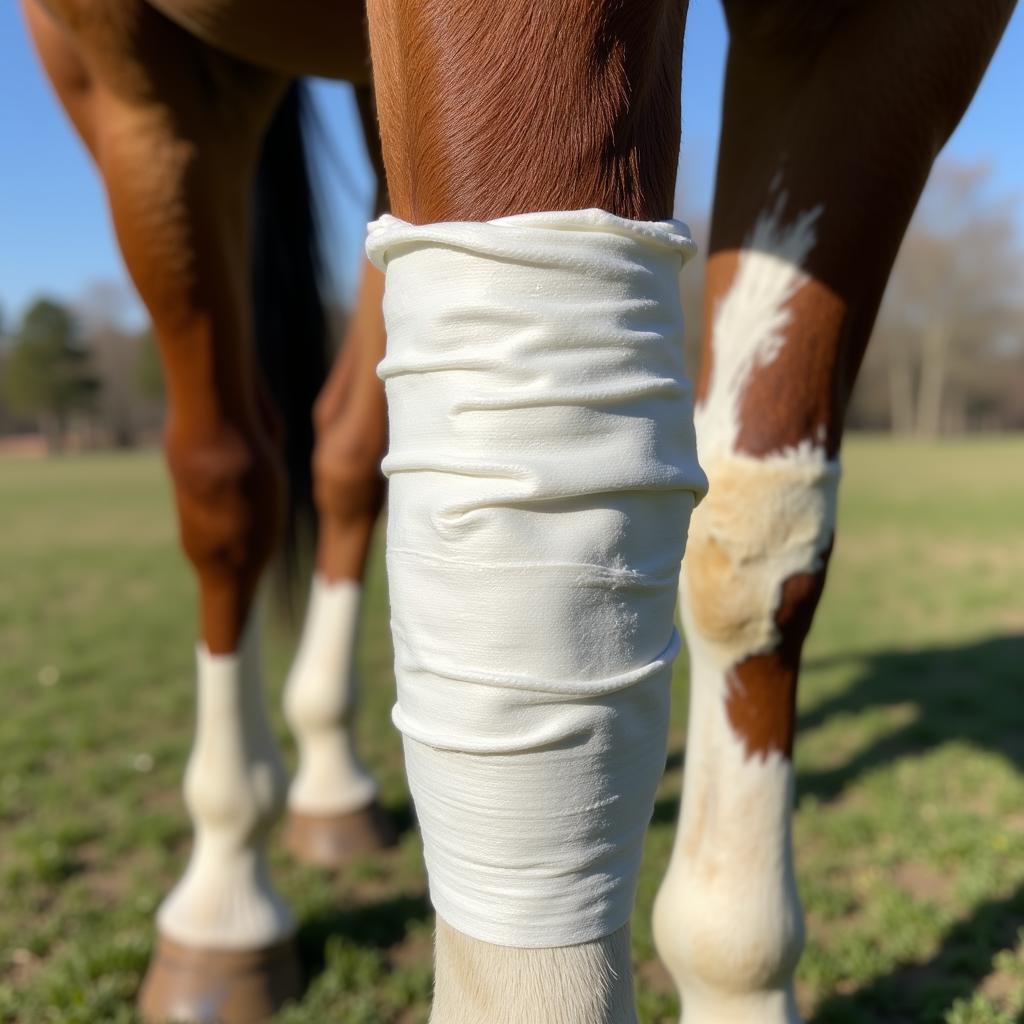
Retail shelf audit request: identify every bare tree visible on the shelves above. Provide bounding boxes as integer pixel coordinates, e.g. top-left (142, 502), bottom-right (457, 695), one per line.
top-left (866, 160), bottom-right (1023, 436)
top-left (88, 323), bottom-right (143, 447)
top-left (74, 281), bottom-right (160, 447)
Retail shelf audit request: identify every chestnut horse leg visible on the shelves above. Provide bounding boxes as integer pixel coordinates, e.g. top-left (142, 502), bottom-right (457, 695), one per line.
top-left (366, 2), bottom-right (696, 1021)
top-left (284, 86), bottom-right (397, 866)
top-left (652, 3), bottom-right (1016, 1021)
top-left (22, 3), bottom-right (300, 1019)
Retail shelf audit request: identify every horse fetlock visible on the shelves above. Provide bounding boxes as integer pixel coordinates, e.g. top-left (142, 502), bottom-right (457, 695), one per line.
top-left (654, 661), bottom-right (805, 1019)
top-left (182, 740), bottom-right (285, 848)
top-left (678, 985), bottom-right (803, 1024)
top-left (654, 854), bottom-right (804, 1022)
top-left (654, 863), bottom-right (804, 992)
top-left (159, 620), bottom-right (293, 948)
top-left (165, 422), bottom-right (285, 579)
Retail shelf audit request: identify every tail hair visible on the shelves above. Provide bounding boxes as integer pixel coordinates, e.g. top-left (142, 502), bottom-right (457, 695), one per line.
top-left (250, 80), bottom-right (331, 604)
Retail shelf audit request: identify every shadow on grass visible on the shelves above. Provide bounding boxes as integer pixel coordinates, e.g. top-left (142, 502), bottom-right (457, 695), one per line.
top-left (296, 891), bottom-right (432, 983)
top-left (289, 635), bottom-right (1024, 1010)
top-left (811, 881), bottom-right (1024, 1024)
top-left (384, 798), bottom-right (416, 840)
top-left (798, 633), bottom-right (1024, 804)
top-left (651, 794), bottom-right (680, 828)
top-left (649, 633), bottom-right (1024, 1021)
top-left (655, 634), bottom-right (1024, 829)
top-left (290, 798), bottom-right (424, 986)
top-left (653, 634), bottom-right (1024, 827)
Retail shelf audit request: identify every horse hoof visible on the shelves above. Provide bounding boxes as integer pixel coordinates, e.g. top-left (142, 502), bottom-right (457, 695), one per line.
top-left (284, 800), bottom-right (399, 868)
top-left (137, 933), bottom-right (303, 1023)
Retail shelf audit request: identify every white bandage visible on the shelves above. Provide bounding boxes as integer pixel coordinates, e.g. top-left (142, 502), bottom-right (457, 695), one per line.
top-left (367, 209), bottom-right (706, 948)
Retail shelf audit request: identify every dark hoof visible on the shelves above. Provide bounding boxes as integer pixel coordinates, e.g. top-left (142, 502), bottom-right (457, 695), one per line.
top-left (137, 933), bottom-right (302, 1023)
top-left (284, 800), bottom-right (399, 868)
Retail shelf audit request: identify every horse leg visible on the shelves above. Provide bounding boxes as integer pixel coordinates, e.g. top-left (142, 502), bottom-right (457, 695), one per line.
top-left (365, 3), bottom-right (702, 1021)
top-left (23, 3), bottom-right (300, 1019)
top-left (652, 4), bottom-right (1016, 1020)
top-left (284, 88), bottom-right (396, 865)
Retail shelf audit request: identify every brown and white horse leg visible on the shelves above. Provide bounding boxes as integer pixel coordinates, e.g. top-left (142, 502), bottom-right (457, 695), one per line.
top-left (23, 3), bottom-right (299, 1019)
top-left (366, 3), bottom-right (701, 1021)
top-left (283, 89), bottom-right (397, 865)
top-left (654, 200), bottom-right (836, 1024)
top-left (653, 4), bottom-right (1015, 1020)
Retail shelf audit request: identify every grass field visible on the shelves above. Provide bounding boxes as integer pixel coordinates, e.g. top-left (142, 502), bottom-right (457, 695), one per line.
top-left (1, 437), bottom-right (1022, 1023)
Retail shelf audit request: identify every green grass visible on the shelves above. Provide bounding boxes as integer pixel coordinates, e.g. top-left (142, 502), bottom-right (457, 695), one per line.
top-left (1, 437), bottom-right (1022, 1023)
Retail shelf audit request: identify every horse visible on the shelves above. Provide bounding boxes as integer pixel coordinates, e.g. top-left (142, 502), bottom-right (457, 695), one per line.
top-left (20, 1), bottom-right (1016, 1022)
top-left (21, 1), bottom-right (395, 1016)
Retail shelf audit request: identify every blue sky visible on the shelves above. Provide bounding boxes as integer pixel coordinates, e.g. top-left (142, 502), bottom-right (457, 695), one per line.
top-left (1, 1), bottom-right (1021, 328)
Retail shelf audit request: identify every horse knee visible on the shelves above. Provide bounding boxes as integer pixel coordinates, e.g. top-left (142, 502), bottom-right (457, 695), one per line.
top-left (165, 423), bottom-right (285, 588)
top-left (683, 452), bottom-right (838, 667)
top-left (370, 212), bottom-right (704, 965)
top-left (313, 413), bottom-right (387, 525)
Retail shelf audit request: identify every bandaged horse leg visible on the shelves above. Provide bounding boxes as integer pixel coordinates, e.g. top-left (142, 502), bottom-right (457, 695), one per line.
top-left (365, 4), bottom-right (703, 1019)
top-left (652, 6), bottom-right (1016, 1020)
top-left (285, 89), bottom-right (396, 865)
top-left (23, 4), bottom-right (300, 1018)
top-left (369, 207), bottom-right (703, 1024)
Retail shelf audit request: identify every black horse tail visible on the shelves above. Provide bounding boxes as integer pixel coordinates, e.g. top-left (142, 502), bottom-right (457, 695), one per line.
top-left (250, 79), bottom-right (331, 602)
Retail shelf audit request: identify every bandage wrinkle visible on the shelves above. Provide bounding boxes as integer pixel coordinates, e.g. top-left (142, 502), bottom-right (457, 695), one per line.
top-left (369, 209), bottom-right (705, 948)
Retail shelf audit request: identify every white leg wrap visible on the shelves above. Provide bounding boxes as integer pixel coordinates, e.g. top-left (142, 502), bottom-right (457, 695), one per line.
top-left (158, 616), bottom-right (293, 948)
top-left (367, 209), bottom-right (706, 949)
top-left (284, 576), bottom-right (377, 815)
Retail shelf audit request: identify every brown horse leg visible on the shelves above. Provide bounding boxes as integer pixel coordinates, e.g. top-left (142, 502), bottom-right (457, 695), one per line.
top-left (23, 3), bottom-right (300, 1020)
top-left (310, 87), bottom-right (389, 587)
top-left (653, 3), bottom-right (1015, 1020)
top-left (366, 3), bottom-right (695, 1021)
top-left (311, 259), bottom-right (387, 584)
top-left (283, 88), bottom-right (395, 865)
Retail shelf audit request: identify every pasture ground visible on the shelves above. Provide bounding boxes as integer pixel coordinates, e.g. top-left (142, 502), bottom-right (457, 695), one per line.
top-left (1, 437), bottom-right (1022, 1023)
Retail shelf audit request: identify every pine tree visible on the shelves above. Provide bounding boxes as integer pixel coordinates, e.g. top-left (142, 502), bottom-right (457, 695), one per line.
top-left (3, 298), bottom-right (98, 452)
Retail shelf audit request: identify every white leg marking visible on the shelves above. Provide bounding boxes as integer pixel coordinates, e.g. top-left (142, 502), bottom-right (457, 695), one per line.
top-left (655, 196), bottom-right (837, 1023)
top-left (157, 615), bottom-right (293, 949)
top-left (284, 575), bottom-right (377, 815)
top-left (431, 918), bottom-right (637, 1024)
top-left (695, 195), bottom-right (822, 468)
top-left (653, 630), bottom-right (804, 1024)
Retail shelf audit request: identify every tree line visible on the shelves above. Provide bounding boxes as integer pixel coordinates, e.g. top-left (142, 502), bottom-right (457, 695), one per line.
top-left (0, 292), bottom-right (163, 453)
top-left (1, 159), bottom-right (1021, 454)
top-left (679, 159), bottom-right (1023, 435)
